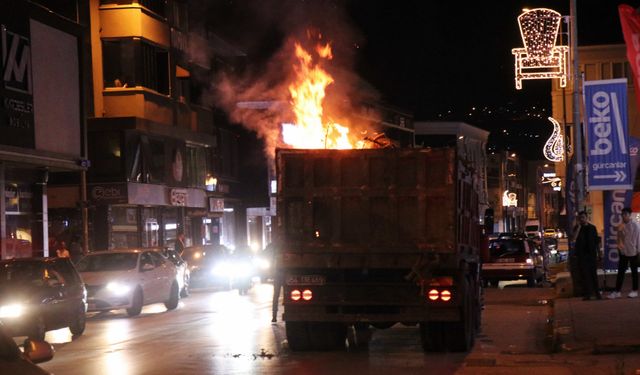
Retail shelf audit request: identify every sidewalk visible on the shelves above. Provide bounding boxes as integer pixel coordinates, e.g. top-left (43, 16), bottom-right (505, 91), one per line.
top-left (553, 270), bottom-right (640, 353)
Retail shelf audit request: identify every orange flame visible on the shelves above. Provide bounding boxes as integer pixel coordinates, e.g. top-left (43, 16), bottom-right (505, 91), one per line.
top-left (283, 42), bottom-right (363, 149)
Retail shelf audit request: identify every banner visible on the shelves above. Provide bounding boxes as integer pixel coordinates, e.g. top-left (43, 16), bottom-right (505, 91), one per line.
top-left (619, 4), bottom-right (640, 111)
top-left (603, 137), bottom-right (640, 270)
top-left (584, 79), bottom-right (631, 191)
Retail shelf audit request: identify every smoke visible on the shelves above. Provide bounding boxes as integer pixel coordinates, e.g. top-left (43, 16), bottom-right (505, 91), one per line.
top-left (198, 0), bottom-right (383, 160)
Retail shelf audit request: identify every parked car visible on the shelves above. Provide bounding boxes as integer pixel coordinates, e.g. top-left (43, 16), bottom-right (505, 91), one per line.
top-left (481, 233), bottom-right (545, 287)
top-left (76, 250), bottom-right (180, 316)
top-left (0, 322), bottom-right (54, 375)
top-left (158, 249), bottom-right (190, 297)
top-left (0, 257), bottom-right (87, 340)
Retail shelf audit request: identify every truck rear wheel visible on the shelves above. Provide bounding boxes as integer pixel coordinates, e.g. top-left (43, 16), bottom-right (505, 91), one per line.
top-left (446, 278), bottom-right (474, 352)
top-left (286, 322), bottom-right (312, 351)
top-left (308, 322), bottom-right (347, 350)
top-left (419, 322), bottom-right (446, 352)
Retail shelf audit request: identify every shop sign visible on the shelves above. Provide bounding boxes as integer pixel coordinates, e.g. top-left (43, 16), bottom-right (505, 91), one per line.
top-left (208, 197), bottom-right (224, 213)
top-left (0, 16), bottom-right (35, 148)
top-left (90, 183), bottom-right (127, 204)
top-left (170, 188), bottom-right (188, 206)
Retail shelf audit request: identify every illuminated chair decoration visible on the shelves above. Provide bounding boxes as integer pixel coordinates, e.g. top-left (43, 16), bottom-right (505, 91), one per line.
top-left (512, 8), bottom-right (568, 90)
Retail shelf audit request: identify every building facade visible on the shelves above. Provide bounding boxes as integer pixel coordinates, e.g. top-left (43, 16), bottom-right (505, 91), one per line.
top-left (0, 0), bottom-right (89, 259)
top-left (46, 0), bottom-right (249, 252)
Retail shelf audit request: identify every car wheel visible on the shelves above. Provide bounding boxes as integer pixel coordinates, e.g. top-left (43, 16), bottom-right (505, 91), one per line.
top-left (30, 316), bottom-right (46, 341)
top-left (164, 282), bottom-right (180, 310)
top-left (69, 304), bottom-right (86, 337)
top-left (126, 288), bottom-right (143, 317)
top-left (180, 276), bottom-right (190, 298)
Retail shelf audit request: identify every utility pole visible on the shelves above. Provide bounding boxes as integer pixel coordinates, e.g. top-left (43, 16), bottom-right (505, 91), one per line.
top-left (570, 0), bottom-right (584, 212)
top-left (568, 0), bottom-right (585, 298)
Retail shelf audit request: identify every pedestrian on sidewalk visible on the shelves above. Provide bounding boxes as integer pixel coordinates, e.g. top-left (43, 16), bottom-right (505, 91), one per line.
top-left (574, 210), bottom-right (602, 300)
top-left (608, 207), bottom-right (640, 299)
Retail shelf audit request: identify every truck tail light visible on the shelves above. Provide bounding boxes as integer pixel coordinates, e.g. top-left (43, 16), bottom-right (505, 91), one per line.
top-left (290, 289), bottom-right (313, 301)
top-left (291, 289), bottom-right (301, 301)
top-left (302, 289), bottom-right (313, 300)
top-left (440, 290), bottom-right (452, 301)
top-left (427, 288), bottom-right (452, 302)
top-left (428, 289), bottom-right (439, 301)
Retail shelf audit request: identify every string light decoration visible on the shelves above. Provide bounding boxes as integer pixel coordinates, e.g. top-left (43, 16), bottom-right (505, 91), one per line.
top-left (512, 8), bottom-right (569, 90)
top-left (543, 117), bottom-right (564, 162)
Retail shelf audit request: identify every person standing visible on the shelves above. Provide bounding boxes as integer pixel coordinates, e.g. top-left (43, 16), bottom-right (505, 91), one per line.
top-left (56, 241), bottom-right (70, 258)
top-left (174, 232), bottom-right (186, 257)
top-left (608, 207), bottom-right (640, 299)
top-left (573, 210), bottom-right (602, 300)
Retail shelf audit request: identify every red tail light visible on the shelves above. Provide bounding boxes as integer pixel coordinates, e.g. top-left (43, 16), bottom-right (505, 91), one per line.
top-left (302, 289), bottom-right (313, 300)
top-left (440, 290), bottom-right (452, 301)
top-left (428, 289), bottom-right (439, 301)
top-left (291, 289), bottom-right (301, 301)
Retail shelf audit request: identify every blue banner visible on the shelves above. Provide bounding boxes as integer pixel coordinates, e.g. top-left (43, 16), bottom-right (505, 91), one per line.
top-left (603, 137), bottom-right (640, 270)
top-left (585, 79), bottom-right (631, 190)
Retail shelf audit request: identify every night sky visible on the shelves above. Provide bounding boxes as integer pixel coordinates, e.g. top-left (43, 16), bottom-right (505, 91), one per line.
top-left (199, 0), bottom-right (640, 158)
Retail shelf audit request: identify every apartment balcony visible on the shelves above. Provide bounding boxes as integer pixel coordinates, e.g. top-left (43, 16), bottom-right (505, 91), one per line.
top-left (102, 87), bottom-right (214, 135)
top-left (99, 2), bottom-right (169, 47)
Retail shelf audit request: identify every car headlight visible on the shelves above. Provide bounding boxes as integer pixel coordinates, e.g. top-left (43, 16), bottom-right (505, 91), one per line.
top-left (254, 257), bottom-right (271, 270)
top-left (106, 282), bottom-right (131, 296)
top-left (526, 258), bottom-right (533, 265)
top-left (0, 303), bottom-right (25, 318)
top-left (212, 261), bottom-right (231, 277)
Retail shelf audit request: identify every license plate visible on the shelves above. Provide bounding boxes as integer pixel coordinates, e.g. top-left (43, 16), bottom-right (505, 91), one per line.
top-left (497, 258), bottom-right (515, 263)
top-left (286, 275), bottom-right (326, 285)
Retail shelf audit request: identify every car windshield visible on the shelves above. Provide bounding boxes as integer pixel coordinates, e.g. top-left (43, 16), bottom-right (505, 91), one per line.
top-left (489, 240), bottom-right (526, 258)
top-left (76, 253), bottom-right (138, 272)
top-left (0, 262), bottom-right (44, 285)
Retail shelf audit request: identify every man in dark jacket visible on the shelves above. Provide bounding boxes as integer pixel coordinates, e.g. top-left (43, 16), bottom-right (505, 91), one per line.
top-left (574, 210), bottom-right (602, 300)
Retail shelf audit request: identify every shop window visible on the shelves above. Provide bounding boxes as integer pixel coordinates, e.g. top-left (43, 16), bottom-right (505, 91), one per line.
top-left (601, 63), bottom-right (611, 80)
top-left (110, 206), bottom-right (139, 249)
top-left (141, 207), bottom-right (159, 248)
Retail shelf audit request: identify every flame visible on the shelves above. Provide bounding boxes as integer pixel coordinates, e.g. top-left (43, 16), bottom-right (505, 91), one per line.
top-left (284, 42), bottom-right (362, 149)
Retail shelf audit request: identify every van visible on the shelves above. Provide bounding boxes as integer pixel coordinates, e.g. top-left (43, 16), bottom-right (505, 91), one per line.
top-left (525, 219), bottom-right (541, 238)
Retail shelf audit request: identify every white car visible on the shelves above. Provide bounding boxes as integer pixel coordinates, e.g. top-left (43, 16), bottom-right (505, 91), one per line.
top-left (76, 250), bottom-right (180, 316)
top-left (158, 249), bottom-right (190, 297)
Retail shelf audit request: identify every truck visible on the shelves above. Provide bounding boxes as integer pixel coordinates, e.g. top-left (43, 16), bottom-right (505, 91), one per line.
top-left (275, 146), bottom-right (483, 352)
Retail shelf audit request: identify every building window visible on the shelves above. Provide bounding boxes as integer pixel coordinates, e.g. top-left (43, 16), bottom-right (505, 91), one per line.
top-left (102, 39), bottom-right (169, 94)
top-left (584, 63), bottom-right (597, 81)
top-left (103, 39), bottom-right (137, 88)
top-left (185, 146), bottom-right (207, 188)
top-left (89, 131), bottom-right (123, 182)
top-left (127, 135), bottom-right (165, 184)
top-left (613, 62), bottom-right (625, 79)
top-left (139, 0), bottom-right (166, 17)
top-left (141, 43), bottom-right (169, 94)
top-left (601, 62), bottom-right (611, 80)
top-left (171, 1), bottom-right (188, 30)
